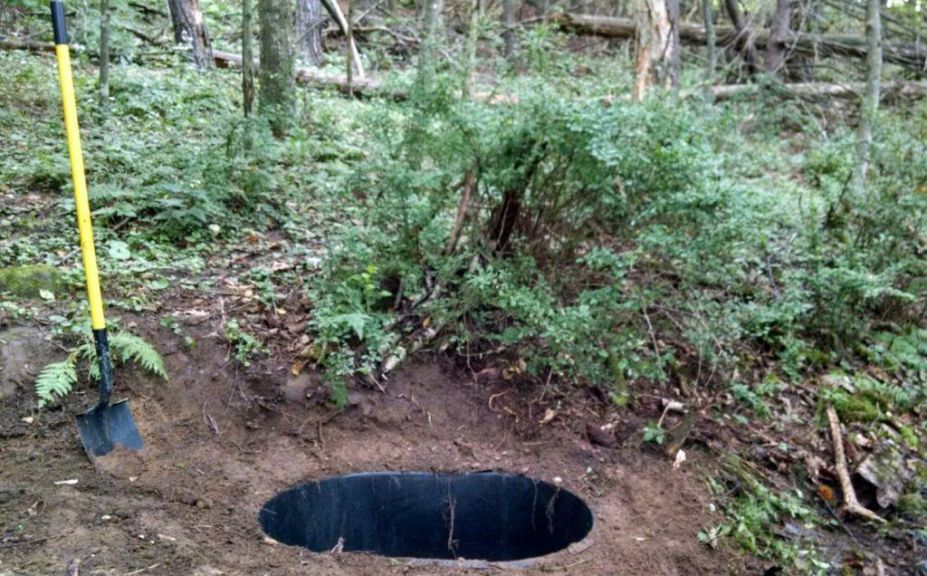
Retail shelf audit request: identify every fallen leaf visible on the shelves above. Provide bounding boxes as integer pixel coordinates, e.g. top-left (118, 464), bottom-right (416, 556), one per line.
top-left (817, 484), bottom-right (835, 502)
top-left (539, 408), bottom-right (557, 425)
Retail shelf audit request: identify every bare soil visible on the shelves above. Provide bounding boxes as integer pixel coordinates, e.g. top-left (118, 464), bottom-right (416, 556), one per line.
top-left (0, 307), bottom-right (742, 575)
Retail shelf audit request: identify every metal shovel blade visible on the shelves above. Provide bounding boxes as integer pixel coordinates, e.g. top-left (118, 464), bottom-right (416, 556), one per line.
top-left (76, 399), bottom-right (143, 457)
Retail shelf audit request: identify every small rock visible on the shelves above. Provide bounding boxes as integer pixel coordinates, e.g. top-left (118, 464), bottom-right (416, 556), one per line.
top-left (283, 373), bottom-right (316, 404)
top-left (196, 498), bottom-right (213, 509)
top-left (178, 491), bottom-right (198, 506)
top-left (585, 422), bottom-right (615, 448)
top-left (856, 443), bottom-right (913, 508)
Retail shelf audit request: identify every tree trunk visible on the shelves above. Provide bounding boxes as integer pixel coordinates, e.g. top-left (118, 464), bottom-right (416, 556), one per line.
top-left (418, 0), bottom-right (445, 84)
top-left (99, 0), bottom-right (111, 108)
top-left (258, 0), bottom-right (296, 135)
top-left (167, 0), bottom-right (214, 68)
top-left (463, 0), bottom-right (481, 97)
top-left (666, 0), bottom-right (680, 91)
top-left (424, 0), bottom-right (445, 40)
top-left (702, 0), bottom-right (716, 99)
top-left (633, 0), bottom-right (674, 100)
top-left (346, 0), bottom-right (354, 96)
top-left (723, 0), bottom-right (756, 75)
top-left (296, 0), bottom-right (324, 65)
top-left (852, 0), bottom-right (882, 196)
top-left (242, 0), bottom-right (255, 116)
top-left (765, 0), bottom-right (790, 75)
top-left (502, 0), bottom-right (516, 59)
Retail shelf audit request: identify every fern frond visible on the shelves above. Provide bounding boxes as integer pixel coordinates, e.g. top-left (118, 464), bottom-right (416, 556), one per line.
top-left (35, 360), bottom-right (77, 407)
top-left (109, 332), bottom-right (169, 381)
top-left (76, 341), bottom-right (99, 380)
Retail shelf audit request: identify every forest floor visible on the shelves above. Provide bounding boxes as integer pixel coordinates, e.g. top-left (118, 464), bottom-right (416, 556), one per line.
top-left (0, 250), bottom-right (740, 576)
top-left (0, 222), bottom-right (921, 576)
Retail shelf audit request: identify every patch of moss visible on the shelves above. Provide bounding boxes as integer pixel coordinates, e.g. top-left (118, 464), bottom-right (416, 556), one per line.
top-left (0, 265), bottom-right (63, 298)
top-left (827, 389), bottom-right (882, 423)
top-left (897, 424), bottom-right (919, 450)
top-left (896, 493), bottom-right (927, 519)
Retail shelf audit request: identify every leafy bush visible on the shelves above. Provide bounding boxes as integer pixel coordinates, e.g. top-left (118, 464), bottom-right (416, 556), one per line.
top-left (308, 83), bottom-right (927, 404)
top-left (308, 88), bottom-right (734, 397)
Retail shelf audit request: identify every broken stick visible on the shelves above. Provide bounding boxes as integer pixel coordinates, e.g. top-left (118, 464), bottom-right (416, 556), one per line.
top-left (826, 405), bottom-right (886, 524)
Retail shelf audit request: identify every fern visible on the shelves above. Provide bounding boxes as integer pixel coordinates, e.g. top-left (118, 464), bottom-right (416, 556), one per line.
top-left (35, 359), bottom-right (78, 407)
top-left (109, 332), bottom-right (169, 380)
top-left (34, 329), bottom-right (168, 407)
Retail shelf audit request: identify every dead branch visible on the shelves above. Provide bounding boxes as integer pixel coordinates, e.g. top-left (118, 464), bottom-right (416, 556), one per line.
top-left (826, 405), bottom-right (886, 524)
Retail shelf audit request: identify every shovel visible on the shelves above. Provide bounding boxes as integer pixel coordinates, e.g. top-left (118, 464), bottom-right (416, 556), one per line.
top-left (50, 0), bottom-right (143, 458)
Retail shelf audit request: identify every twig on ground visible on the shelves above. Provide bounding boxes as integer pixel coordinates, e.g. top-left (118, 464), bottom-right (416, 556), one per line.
top-left (124, 564), bottom-right (160, 576)
top-left (202, 401), bottom-right (220, 436)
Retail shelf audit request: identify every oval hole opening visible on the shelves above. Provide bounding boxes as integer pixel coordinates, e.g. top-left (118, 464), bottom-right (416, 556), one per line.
top-left (259, 472), bottom-right (594, 562)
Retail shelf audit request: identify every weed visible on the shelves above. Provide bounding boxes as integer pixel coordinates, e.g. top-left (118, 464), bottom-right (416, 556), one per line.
top-left (223, 319), bottom-right (267, 367)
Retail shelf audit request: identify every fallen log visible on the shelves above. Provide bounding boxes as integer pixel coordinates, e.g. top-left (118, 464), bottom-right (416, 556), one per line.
top-left (551, 13), bottom-right (927, 73)
top-left (710, 80), bottom-right (927, 101)
top-left (212, 50), bottom-right (404, 100)
top-left (0, 39), bottom-right (60, 53)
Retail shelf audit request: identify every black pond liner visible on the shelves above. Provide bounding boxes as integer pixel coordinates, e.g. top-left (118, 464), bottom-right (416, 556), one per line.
top-left (259, 472), bottom-right (593, 562)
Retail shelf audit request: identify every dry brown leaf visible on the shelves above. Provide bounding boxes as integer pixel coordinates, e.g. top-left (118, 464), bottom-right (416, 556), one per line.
top-left (539, 408), bottom-right (557, 425)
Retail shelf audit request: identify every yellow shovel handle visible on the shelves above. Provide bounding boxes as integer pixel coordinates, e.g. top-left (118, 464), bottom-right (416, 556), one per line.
top-left (52, 2), bottom-right (106, 331)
